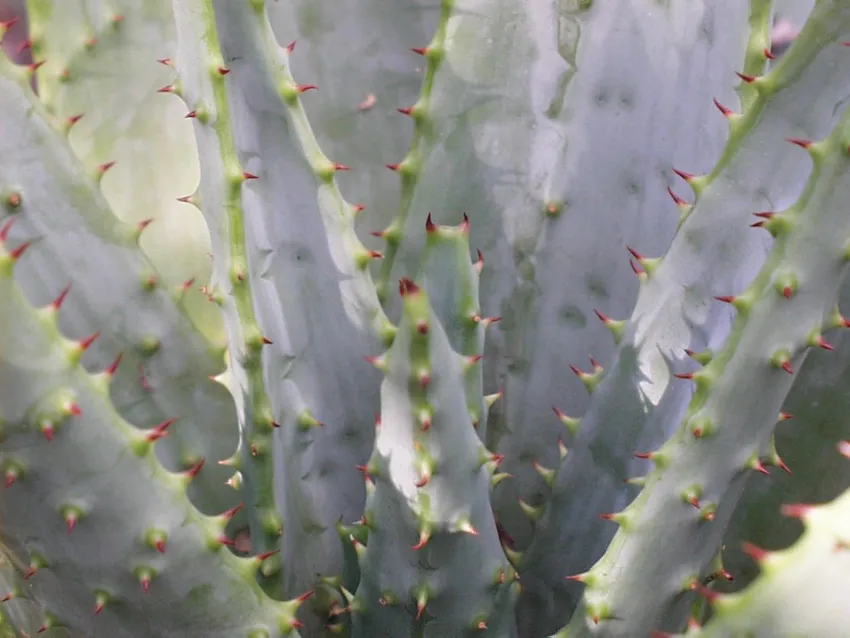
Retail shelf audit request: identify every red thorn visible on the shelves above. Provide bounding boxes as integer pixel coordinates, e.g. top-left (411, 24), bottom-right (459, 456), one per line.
top-left (778, 412), bottom-right (793, 421)
top-left (712, 97), bottom-right (734, 117)
top-left (17, 39), bottom-right (32, 54)
top-left (674, 372), bottom-right (694, 380)
top-left (666, 186), bottom-right (687, 207)
top-left (52, 285), bottom-right (71, 310)
top-left (242, 171), bottom-right (259, 180)
top-left (222, 502), bottom-right (245, 521)
top-left (79, 332), bottom-right (100, 351)
top-left (386, 163), bottom-right (400, 171)
top-left (0, 217), bottom-right (15, 242)
top-left (754, 211), bottom-right (774, 219)
top-left (140, 574), bottom-right (151, 593)
top-left (425, 213), bottom-right (437, 232)
top-left (185, 110), bottom-right (197, 119)
top-left (781, 503), bottom-right (811, 518)
top-left (286, 41), bottom-right (296, 53)
top-left (94, 600), bottom-right (105, 615)
top-left (741, 541), bottom-right (767, 562)
top-left (297, 84), bottom-right (317, 93)
top-left (672, 168), bottom-right (694, 182)
top-left (781, 361), bottom-right (793, 374)
top-left (752, 459), bottom-right (770, 475)
top-left (816, 336), bottom-right (834, 351)
top-left (157, 57), bottom-right (171, 66)
top-left (27, 60), bottom-right (46, 73)
top-left (735, 71), bottom-right (757, 83)
top-left (476, 249), bottom-right (484, 266)
top-left (352, 203), bottom-right (365, 214)
top-left (0, 16), bottom-right (19, 29)
top-left (332, 163), bottom-right (350, 171)
top-left (146, 417), bottom-right (177, 442)
top-left (776, 456), bottom-right (792, 475)
top-left (154, 539), bottom-right (166, 554)
top-left (626, 246), bottom-right (644, 261)
top-left (218, 67), bottom-right (230, 75)
top-left (106, 353), bottom-right (123, 375)
top-left (692, 581), bottom-right (720, 602)
top-left (714, 295), bottom-right (736, 304)
top-left (177, 194), bottom-right (193, 203)
top-left (783, 286), bottom-right (793, 299)
top-left (185, 458), bottom-right (205, 479)
top-left (255, 548), bottom-right (280, 562)
top-left (460, 212), bottom-right (470, 232)
top-left (9, 240), bottom-right (31, 260)
top-left (412, 532), bottom-right (430, 550)
top-left (398, 278), bottom-right (420, 297)
top-left (65, 515), bottom-right (78, 534)
top-left (157, 84), bottom-right (174, 93)
top-left (763, 48), bottom-right (776, 60)
top-left (786, 137), bottom-right (812, 149)
top-left (411, 47), bottom-right (428, 56)
top-left (630, 260), bottom-right (644, 276)
top-left (98, 161), bottom-right (116, 174)
top-left (397, 106), bottom-right (414, 116)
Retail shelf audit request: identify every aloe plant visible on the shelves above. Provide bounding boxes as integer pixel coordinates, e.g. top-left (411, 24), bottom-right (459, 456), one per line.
top-left (1, 0), bottom-right (850, 636)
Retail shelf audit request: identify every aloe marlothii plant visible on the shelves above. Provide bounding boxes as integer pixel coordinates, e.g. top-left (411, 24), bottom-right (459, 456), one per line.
top-left (2, 0), bottom-right (850, 636)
